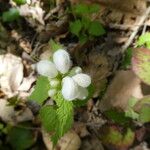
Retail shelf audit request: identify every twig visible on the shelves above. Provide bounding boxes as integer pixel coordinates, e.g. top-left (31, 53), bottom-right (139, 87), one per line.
top-left (121, 6), bottom-right (150, 53)
top-left (44, 5), bottom-right (61, 20)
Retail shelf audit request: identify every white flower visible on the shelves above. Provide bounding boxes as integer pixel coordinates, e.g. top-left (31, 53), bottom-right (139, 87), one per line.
top-left (72, 73), bottom-right (91, 88)
top-left (77, 86), bottom-right (88, 100)
top-left (36, 60), bottom-right (58, 78)
top-left (62, 76), bottom-right (79, 101)
top-left (48, 89), bottom-right (57, 97)
top-left (53, 49), bottom-right (72, 74)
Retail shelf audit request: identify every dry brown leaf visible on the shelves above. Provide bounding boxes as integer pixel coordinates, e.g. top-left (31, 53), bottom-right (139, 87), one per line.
top-left (0, 54), bottom-right (23, 97)
top-left (80, 135), bottom-right (104, 150)
top-left (42, 130), bottom-right (81, 150)
top-left (99, 70), bottom-right (143, 111)
top-left (18, 76), bottom-right (36, 92)
top-left (73, 122), bottom-right (89, 138)
top-left (15, 107), bottom-right (34, 122)
top-left (0, 99), bottom-right (15, 122)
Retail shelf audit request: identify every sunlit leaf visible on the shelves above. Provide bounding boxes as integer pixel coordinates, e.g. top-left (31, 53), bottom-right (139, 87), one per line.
top-left (132, 48), bottom-right (150, 85)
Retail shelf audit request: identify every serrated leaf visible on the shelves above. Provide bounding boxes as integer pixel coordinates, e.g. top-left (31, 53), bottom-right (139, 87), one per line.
top-left (139, 106), bottom-right (150, 123)
top-left (13, 0), bottom-right (26, 5)
top-left (88, 21), bottom-right (105, 36)
top-left (29, 76), bottom-right (50, 105)
top-left (40, 105), bottom-right (57, 132)
top-left (8, 127), bottom-right (35, 150)
top-left (49, 39), bottom-right (64, 52)
top-left (52, 92), bottom-right (73, 145)
top-left (73, 4), bottom-right (89, 14)
top-left (137, 32), bottom-right (150, 48)
top-left (2, 8), bottom-right (20, 22)
top-left (132, 48), bottom-right (150, 85)
top-left (70, 20), bottom-right (82, 36)
top-left (89, 4), bottom-right (100, 13)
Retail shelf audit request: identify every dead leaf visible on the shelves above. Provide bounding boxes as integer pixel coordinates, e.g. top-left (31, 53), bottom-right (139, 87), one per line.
top-left (73, 122), bottom-right (89, 138)
top-left (99, 70), bottom-right (143, 111)
top-left (0, 54), bottom-right (23, 97)
top-left (18, 1), bottom-right (45, 25)
top-left (0, 99), bottom-right (15, 122)
top-left (42, 130), bottom-right (81, 150)
top-left (18, 76), bottom-right (36, 92)
top-left (80, 135), bottom-right (104, 150)
top-left (15, 107), bottom-right (34, 122)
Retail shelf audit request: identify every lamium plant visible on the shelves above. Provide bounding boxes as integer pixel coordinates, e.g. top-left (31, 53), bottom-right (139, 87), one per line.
top-left (29, 47), bottom-right (92, 145)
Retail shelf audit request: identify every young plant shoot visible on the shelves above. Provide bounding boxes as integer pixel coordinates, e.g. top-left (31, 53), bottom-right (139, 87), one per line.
top-left (30, 48), bottom-right (92, 145)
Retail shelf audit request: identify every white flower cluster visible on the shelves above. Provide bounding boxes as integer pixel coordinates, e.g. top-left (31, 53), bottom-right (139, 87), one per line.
top-left (36, 49), bottom-right (91, 101)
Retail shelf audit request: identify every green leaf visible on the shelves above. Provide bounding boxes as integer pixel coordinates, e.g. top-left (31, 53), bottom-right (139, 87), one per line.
top-left (128, 97), bottom-right (138, 107)
top-left (79, 34), bottom-right (88, 44)
top-left (40, 105), bottom-right (57, 132)
top-left (139, 106), bottom-right (150, 123)
top-left (0, 123), bottom-right (4, 130)
top-left (29, 76), bottom-right (50, 105)
top-left (101, 127), bottom-right (135, 149)
top-left (52, 92), bottom-right (73, 145)
top-left (13, 0), bottom-right (26, 5)
top-left (125, 97), bottom-right (139, 120)
top-left (125, 108), bottom-right (139, 120)
top-left (8, 127), bottom-right (35, 150)
top-left (105, 109), bottom-right (131, 125)
top-left (122, 48), bottom-right (132, 68)
top-left (137, 32), bottom-right (150, 48)
top-left (132, 48), bottom-right (150, 85)
top-left (2, 8), bottom-right (20, 22)
top-left (88, 21), bottom-right (105, 36)
top-left (81, 17), bottom-right (91, 30)
top-left (73, 4), bottom-right (89, 14)
top-left (49, 39), bottom-right (64, 52)
top-left (70, 20), bottom-right (82, 36)
top-left (89, 4), bottom-right (100, 13)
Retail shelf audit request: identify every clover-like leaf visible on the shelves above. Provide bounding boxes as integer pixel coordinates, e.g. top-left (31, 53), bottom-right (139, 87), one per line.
top-left (132, 48), bottom-right (150, 85)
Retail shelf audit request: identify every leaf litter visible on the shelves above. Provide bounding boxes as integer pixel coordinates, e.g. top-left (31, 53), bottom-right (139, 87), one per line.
top-left (1, 0), bottom-right (150, 149)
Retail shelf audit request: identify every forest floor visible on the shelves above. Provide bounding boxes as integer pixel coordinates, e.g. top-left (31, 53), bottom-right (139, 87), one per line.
top-left (0, 0), bottom-right (150, 150)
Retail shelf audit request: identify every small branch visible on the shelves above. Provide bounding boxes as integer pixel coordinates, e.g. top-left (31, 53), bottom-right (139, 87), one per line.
top-left (121, 6), bottom-right (150, 53)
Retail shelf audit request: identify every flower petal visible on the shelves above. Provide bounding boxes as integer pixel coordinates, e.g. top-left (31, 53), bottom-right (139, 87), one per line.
top-left (77, 86), bottom-right (88, 100)
top-left (62, 76), bottom-right (79, 101)
top-left (53, 49), bottom-right (72, 74)
top-left (36, 60), bottom-right (58, 78)
top-left (48, 89), bottom-right (57, 97)
top-left (72, 73), bottom-right (91, 88)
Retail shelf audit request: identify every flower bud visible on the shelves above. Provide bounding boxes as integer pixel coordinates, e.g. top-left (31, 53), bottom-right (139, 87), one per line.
top-left (77, 86), bottom-right (88, 100)
top-left (36, 60), bottom-right (58, 78)
top-left (72, 73), bottom-right (91, 88)
top-left (50, 79), bottom-right (60, 88)
top-left (62, 76), bottom-right (79, 101)
top-left (69, 66), bottom-right (82, 76)
top-left (48, 89), bottom-right (57, 97)
top-left (53, 49), bottom-right (72, 74)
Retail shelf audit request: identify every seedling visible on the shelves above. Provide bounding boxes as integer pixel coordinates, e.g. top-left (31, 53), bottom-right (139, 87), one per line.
top-left (29, 42), bottom-right (93, 145)
top-left (69, 3), bottom-right (105, 43)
